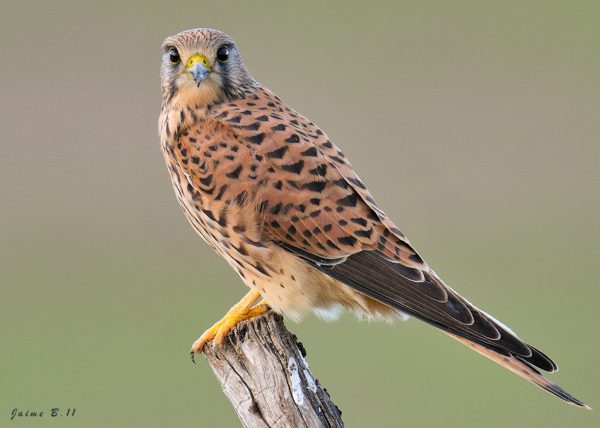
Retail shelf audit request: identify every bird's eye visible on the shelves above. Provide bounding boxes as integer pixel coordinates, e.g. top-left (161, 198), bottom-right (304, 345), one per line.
top-left (216, 46), bottom-right (229, 62)
top-left (168, 48), bottom-right (180, 64)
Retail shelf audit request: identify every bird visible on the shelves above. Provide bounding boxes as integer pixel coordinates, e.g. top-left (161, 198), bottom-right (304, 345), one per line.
top-left (158, 28), bottom-right (588, 409)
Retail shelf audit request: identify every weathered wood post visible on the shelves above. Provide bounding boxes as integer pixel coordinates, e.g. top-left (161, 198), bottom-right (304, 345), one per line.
top-left (203, 311), bottom-right (344, 428)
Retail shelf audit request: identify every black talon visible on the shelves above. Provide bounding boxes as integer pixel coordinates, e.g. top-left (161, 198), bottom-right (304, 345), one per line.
top-left (190, 350), bottom-right (197, 364)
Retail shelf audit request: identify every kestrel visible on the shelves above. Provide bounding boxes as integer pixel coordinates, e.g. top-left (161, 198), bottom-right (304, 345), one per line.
top-left (159, 28), bottom-right (588, 408)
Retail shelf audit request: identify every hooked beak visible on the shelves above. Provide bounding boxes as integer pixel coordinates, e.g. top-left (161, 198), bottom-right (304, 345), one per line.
top-left (186, 54), bottom-right (211, 87)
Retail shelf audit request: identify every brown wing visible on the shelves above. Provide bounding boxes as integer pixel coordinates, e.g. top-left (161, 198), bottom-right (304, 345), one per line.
top-left (207, 86), bottom-right (557, 371)
top-left (203, 86), bottom-right (589, 407)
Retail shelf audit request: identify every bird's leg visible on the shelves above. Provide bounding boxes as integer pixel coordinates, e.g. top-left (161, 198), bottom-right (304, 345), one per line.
top-left (190, 289), bottom-right (269, 360)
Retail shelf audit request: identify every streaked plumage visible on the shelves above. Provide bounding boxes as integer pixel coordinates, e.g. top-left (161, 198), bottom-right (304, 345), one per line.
top-left (158, 28), bottom-right (588, 408)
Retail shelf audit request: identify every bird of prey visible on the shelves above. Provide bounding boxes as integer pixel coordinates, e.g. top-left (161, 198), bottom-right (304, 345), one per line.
top-left (158, 28), bottom-right (588, 408)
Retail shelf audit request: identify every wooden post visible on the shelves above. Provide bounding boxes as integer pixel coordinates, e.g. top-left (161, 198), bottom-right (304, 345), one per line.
top-left (203, 311), bottom-right (344, 428)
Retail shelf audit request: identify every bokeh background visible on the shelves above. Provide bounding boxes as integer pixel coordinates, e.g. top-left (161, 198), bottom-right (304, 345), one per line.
top-left (1, 1), bottom-right (598, 427)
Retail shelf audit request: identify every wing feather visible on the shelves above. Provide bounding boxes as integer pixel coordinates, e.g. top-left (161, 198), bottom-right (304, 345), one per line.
top-left (199, 85), bottom-right (587, 407)
top-left (207, 86), bottom-right (572, 376)
top-left (207, 87), bottom-right (551, 367)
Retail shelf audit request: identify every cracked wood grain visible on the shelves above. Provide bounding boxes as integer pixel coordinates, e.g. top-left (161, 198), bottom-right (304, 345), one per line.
top-left (203, 311), bottom-right (344, 428)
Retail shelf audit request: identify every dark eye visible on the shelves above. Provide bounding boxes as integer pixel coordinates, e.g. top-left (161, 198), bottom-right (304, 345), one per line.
top-left (168, 48), bottom-right (180, 64)
top-left (216, 46), bottom-right (229, 62)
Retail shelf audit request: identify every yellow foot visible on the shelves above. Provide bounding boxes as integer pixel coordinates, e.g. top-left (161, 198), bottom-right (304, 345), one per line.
top-left (190, 289), bottom-right (269, 362)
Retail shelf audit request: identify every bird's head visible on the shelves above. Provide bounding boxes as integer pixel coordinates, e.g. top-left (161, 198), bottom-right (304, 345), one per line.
top-left (160, 28), bottom-right (256, 107)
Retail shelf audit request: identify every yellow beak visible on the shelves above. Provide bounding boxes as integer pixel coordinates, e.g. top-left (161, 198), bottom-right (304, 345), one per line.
top-left (186, 54), bottom-right (211, 86)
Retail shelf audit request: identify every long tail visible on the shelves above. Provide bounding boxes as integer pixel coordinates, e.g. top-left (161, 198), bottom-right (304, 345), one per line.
top-left (447, 333), bottom-right (590, 409)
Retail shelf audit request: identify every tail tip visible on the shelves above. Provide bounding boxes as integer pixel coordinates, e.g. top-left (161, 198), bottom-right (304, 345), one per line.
top-left (547, 383), bottom-right (591, 410)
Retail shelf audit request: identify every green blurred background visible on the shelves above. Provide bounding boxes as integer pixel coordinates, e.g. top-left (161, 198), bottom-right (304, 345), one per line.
top-left (1, 1), bottom-right (598, 427)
